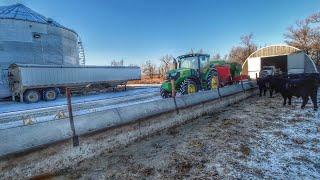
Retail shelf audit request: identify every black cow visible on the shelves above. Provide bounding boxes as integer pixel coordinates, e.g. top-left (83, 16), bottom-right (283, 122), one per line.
top-left (257, 75), bottom-right (275, 97)
top-left (257, 77), bottom-right (268, 97)
top-left (269, 73), bottom-right (319, 110)
top-left (268, 75), bottom-right (292, 105)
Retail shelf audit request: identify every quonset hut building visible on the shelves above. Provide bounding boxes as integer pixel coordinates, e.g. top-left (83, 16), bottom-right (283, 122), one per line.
top-left (242, 45), bottom-right (318, 79)
top-left (0, 4), bottom-right (85, 98)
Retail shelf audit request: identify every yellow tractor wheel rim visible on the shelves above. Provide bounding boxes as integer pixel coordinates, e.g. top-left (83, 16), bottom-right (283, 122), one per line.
top-left (211, 77), bottom-right (218, 89)
top-left (187, 84), bottom-right (196, 94)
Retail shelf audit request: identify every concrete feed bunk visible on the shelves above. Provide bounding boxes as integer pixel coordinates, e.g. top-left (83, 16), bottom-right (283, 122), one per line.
top-left (0, 4), bottom-right (81, 99)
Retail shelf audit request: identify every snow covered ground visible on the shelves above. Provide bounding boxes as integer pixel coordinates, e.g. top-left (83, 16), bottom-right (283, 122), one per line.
top-left (0, 86), bottom-right (160, 129)
top-left (49, 93), bottom-right (320, 179)
top-left (0, 86), bottom-right (159, 114)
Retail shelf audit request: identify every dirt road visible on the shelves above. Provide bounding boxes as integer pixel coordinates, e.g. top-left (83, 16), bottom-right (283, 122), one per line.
top-left (50, 95), bottom-right (320, 179)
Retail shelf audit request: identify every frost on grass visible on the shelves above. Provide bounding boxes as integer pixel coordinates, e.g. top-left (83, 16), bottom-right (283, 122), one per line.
top-left (51, 95), bottom-right (320, 179)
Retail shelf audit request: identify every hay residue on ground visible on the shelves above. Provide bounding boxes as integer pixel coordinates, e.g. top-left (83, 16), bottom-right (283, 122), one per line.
top-left (51, 95), bottom-right (320, 179)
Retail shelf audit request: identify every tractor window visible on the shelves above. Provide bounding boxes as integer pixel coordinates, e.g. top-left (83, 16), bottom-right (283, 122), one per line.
top-left (199, 56), bottom-right (209, 68)
top-left (179, 57), bottom-right (199, 69)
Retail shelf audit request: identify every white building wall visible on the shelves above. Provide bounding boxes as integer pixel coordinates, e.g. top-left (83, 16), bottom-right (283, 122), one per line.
top-left (247, 57), bottom-right (261, 78)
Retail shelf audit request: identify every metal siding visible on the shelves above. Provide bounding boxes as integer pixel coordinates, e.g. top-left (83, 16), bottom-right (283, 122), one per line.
top-left (304, 54), bottom-right (318, 73)
top-left (16, 65), bottom-right (140, 88)
top-left (287, 52), bottom-right (304, 74)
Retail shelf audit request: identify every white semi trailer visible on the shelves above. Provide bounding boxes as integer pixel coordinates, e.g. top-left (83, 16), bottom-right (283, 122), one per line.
top-left (8, 64), bottom-right (141, 103)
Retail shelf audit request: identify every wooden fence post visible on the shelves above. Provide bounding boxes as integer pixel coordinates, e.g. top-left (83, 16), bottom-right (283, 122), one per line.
top-left (66, 87), bottom-right (79, 147)
top-left (171, 79), bottom-right (176, 98)
top-left (216, 77), bottom-right (221, 98)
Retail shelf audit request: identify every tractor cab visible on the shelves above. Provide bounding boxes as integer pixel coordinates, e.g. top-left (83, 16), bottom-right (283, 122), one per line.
top-left (177, 53), bottom-right (210, 71)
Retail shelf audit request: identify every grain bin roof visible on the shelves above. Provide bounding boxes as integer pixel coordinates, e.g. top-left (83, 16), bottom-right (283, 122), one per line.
top-left (0, 3), bottom-right (75, 33)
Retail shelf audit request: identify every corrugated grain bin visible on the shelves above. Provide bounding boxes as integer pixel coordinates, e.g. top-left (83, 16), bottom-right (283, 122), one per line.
top-left (0, 4), bottom-right (81, 67)
top-left (0, 3), bottom-right (86, 99)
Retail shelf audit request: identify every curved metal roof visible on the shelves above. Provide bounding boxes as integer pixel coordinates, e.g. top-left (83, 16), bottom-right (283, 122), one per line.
top-left (0, 3), bottom-right (75, 33)
top-left (247, 44), bottom-right (301, 58)
top-left (241, 44), bottom-right (317, 75)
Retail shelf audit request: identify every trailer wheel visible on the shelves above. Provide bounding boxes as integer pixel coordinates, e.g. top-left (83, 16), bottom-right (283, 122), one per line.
top-left (43, 88), bottom-right (58, 101)
top-left (207, 71), bottom-right (219, 90)
top-left (24, 90), bottom-right (40, 103)
top-left (160, 87), bottom-right (171, 98)
top-left (180, 79), bottom-right (199, 95)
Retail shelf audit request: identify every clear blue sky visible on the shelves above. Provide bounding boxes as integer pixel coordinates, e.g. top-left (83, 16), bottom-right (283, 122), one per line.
top-left (1, 0), bottom-right (319, 66)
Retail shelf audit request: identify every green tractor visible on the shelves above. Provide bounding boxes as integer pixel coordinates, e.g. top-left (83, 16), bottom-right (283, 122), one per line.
top-left (160, 53), bottom-right (220, 98)
top-left (160, 53), bottom-right (245, 98)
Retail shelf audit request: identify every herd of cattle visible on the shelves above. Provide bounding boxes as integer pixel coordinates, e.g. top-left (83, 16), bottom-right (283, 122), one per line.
top-left (257, 73), bottom-right (319, 110)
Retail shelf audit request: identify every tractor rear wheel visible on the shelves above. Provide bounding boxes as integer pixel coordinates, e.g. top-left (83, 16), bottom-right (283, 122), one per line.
top-left (160, 87), bottom-right (171, 98)
top-left (180, 79), bottom-right (199, 95)
top-left (207, 71), bottom-right (219, 90)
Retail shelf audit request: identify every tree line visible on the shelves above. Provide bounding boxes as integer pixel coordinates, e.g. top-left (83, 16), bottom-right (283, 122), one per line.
top-left (113, 11), bottom-right (320, 79)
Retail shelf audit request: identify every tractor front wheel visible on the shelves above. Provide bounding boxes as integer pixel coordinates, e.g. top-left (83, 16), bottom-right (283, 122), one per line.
top-left (160, 87), bottom-right (171, 98)
top-left (180, 79), bottom-right (199, 95)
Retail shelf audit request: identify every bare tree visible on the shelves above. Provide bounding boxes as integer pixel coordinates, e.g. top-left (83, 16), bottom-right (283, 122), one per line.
top-left (284, 20), bottom-right (313, 54)
top-left (197, 49), bottom-right (204, 54)
top-left (223, 54), bottom-right (228, 60)
top-left (188, 49), bottom-right (195, 54)
top-left (228, 33), bottom-right (257, 63)
top-left (240, 33), bottom-right (257, 58)
top-left (142, 60), bottom-right (156, 78)
top-left (308, 13), bottom-right (320, 65)
top-left (188, 49), bottom-right (204, 54)
top-left (308, 12), bottom-right (320, 23)
top-left (284, 12), bottom-right (320, 64)
top-left (228, 46), bottom-right (246, 63)
top-left (159, 55), bottom-right (173, 78)
top-left (212, 53), bottom-right (221, 60)
top-left (110, 59), bottom-right (124, 66)
top-left (129, 64), bottom-right (138, 67)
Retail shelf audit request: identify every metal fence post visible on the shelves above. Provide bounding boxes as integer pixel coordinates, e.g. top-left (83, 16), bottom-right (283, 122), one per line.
top-left (66, 87), bottom-right (79, 147)
top-left (240, 78), bottom-right (245, 92)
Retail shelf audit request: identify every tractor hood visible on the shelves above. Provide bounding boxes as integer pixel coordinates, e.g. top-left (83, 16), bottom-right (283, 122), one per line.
top-left (166, 68), bottom-right (193, 80)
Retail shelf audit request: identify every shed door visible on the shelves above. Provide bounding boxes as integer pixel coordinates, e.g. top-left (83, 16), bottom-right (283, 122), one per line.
top-left (248, 57), bottom-right (261, 79)
top-left (287, 52), bottom-right (305, 74)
